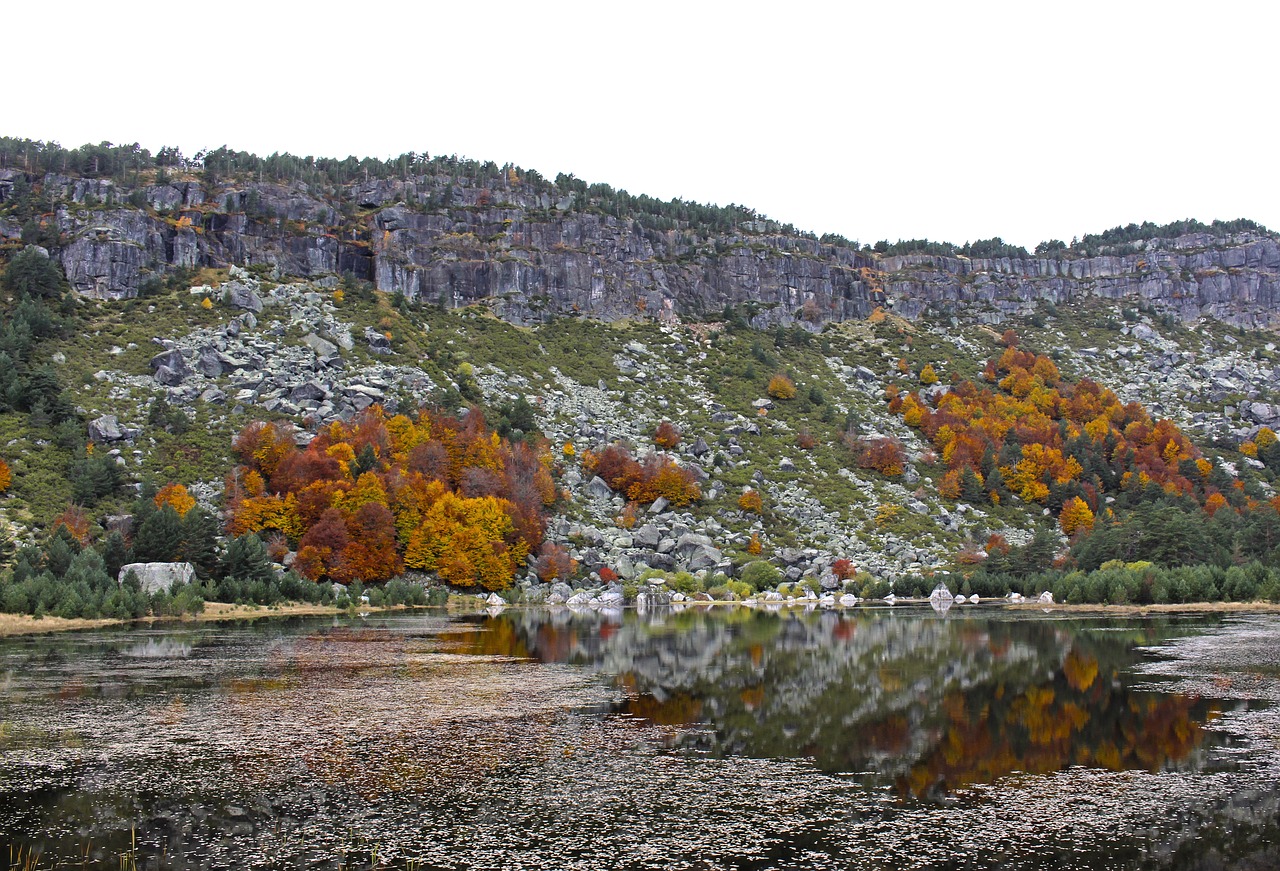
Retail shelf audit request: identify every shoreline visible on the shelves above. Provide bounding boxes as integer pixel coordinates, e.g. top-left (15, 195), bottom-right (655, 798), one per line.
top-left (2, 597), bottom-right (1278, 638)
top-left (0, 601), bottom-right (431, 638)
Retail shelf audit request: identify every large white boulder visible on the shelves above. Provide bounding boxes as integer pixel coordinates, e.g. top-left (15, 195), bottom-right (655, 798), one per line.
top-left (118, 562), bottom-right (196, 594)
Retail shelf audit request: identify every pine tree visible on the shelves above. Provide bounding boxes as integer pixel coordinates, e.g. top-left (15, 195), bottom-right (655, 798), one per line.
top-left (180, 508), bottom-right (221, 579)
top-left (221, 534), bottom-right (274, 584)
top-left (132, 504), bottom-right (184, 562)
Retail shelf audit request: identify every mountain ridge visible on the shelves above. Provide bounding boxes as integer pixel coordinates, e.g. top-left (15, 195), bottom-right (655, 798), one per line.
top-left (2, 137), bottom-right (1277, 330)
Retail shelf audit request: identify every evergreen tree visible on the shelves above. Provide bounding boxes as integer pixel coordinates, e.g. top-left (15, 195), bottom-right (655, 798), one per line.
top-left (180, 507), bottom-right (221, 579)
top-left (132, 504), bottom-right (183, 562)
top-left (221, 534), bottom-right (274, 584)
top-left (100, 530), bottom-right (128, 580)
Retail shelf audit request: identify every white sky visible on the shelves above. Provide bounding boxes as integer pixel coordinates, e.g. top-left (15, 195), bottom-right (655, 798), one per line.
top-left (9, 1), bottom-right (1278, 249)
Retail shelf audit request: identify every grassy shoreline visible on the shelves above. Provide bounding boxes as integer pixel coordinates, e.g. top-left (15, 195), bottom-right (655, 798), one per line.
top-left (0, 601), bottom-right (431, 638)
top-left (2, 597), bottom-right (1279, 638)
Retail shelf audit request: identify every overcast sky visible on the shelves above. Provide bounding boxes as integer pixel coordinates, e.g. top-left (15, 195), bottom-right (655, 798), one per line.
top-left (9, 2), bottom-right (1276, 249)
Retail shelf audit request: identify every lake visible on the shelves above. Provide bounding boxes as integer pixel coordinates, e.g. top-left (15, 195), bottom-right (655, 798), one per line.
top-left (1, 604), bottom-right (1277, 869)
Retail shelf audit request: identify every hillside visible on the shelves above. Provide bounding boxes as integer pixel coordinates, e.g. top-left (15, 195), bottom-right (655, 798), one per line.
top-left (0, 136), bottom-right (1278, 610)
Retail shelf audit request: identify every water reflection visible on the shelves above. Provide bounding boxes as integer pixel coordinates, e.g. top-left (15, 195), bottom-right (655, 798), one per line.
top-left (0, 610), bottom-right (1275, 870)
top-left (451, 607), bottom-right (1225, 799)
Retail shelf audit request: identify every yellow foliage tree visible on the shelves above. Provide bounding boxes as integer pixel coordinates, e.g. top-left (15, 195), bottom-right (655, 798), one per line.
top-left (767, 374), bottom-right (796, 400)
top-left (1059, 496), bottom-right (1095, 535)
top-left (920, 364), bottom-right (939, 385)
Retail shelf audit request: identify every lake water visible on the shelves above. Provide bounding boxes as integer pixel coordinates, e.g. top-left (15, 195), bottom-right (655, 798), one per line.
top-left (1, 605), bottom-right (1277, 869)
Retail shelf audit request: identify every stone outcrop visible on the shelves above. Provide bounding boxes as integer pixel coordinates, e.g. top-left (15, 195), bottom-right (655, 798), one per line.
top-left (879, 232), bottom-right (1280, 330)
top-left (12, 166), bottom-right (1270, 329)
top-left (118, 562), bottom-right (196, 594)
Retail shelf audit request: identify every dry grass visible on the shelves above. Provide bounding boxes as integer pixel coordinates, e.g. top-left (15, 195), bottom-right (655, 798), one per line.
top-left (0, 601), bottom-right (445, 638)
top-left (0, 612), bottom-right (119, 637)
top-left (1011, 600), bottom-right (1280, 616)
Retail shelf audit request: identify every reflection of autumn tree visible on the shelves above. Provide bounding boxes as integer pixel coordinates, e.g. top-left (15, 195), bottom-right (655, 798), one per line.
top-left (459, 610), bottom-right (1220, 802)
top-left (896, 647), bottom-right (1214, 799)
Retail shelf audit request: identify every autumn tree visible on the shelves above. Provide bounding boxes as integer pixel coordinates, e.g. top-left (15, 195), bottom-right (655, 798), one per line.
top-left (767, 374), bottom-right (796, 400)
top-left (653, 420), bottom-right (681, 449)
top-left (155, 483), bottom-right (196, 517)
top-left (1059, 496), bottom-right (1095, 536)
top-left (535, 542), bottom-right (575, 582)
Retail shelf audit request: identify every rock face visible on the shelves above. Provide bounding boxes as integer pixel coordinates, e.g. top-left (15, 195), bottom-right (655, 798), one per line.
top-left (118, 562), bottom-right (196, 594)
top-left (879, 235), bottom-right (1280, 330)
top-left (16, 166), bottom-right (1272, 329)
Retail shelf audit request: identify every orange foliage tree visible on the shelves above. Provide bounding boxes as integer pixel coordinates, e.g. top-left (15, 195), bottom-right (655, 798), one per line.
top-left (154, 483), bottom-right (196, 517)
top-left (584, 443), bottom-right (701, 506)
top-left (0, 458), bottom-right (10, 493)
top-left (653, 421), bottom-right (681, 449)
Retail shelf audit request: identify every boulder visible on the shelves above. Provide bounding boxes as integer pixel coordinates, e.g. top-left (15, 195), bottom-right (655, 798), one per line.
top-left (365, 327), bottom-right (392, 354)
top-left (150, 348), bottom-right (187, 375)
top-left (225, 282), bottom-right (264, 313)
top-left (290, 381), bottom-right (330, 402)
top-left (88, 414), bottom-right (124, 443)
top-left (154, 364), bottom-right (186, 386)
top-left (301, 333), bottom-right (339, 358)
top-left (586, 476), bottom-right (614, 500)
top-left (195, 347), bottom-right (225, 377)
top-left (633, 524), bottom-right (661, 549)
top-left (118, 562), bottom-right (196, 595)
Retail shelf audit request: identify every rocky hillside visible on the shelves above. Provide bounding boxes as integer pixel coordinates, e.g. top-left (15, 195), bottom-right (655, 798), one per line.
top-left (1, 138), bottom-right (1278, 599)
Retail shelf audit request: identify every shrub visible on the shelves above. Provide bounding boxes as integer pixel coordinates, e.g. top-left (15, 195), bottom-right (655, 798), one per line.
top-left (767, 374), bottom-right (796, 400)
top-left (535, 543), bottom-right (576, 582)
top-left (738, 489), bottom-right (764, 513)
top-left (740, 560), bottom-right (781, 592)
top-left (653, 421), bottom-right (681, 448)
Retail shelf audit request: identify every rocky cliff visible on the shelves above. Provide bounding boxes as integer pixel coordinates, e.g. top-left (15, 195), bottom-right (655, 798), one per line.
top-left (3, 165), bottom-right (1276, 330)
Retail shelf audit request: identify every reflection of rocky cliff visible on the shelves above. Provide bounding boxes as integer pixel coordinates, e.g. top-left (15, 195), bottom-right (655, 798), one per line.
top-left (456, 609), bottom-right (1218, 798)
top-left (7, 168), bottom-right (1277, 329)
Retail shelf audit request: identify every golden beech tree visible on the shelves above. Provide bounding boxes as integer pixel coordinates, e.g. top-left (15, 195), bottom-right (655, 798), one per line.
top-left (1059, 497), bottom-right (1095, 536)
top-left (154, 483), bottom-right (196, 517)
